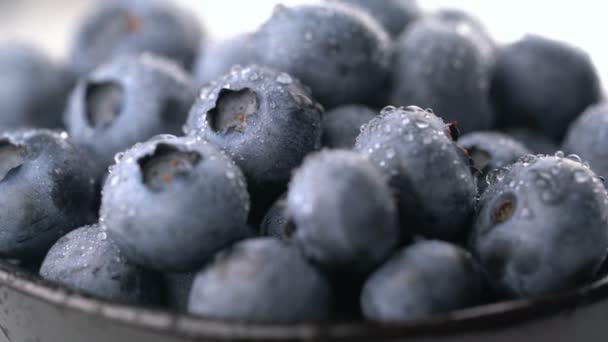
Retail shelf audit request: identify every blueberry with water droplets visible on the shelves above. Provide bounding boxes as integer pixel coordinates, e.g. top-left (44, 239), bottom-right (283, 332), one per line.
top-left (252, 3), bottom-right (392, 108)
top-left (70, 0), bottom-right (203, 75)
top-left (459, 131), bottom-right (530, 193)
top-left (327, 0), bottom-right (422, 38)
top-left (164, 272), bottom-right (196, 312)
top-left (287, 150), bottom-right (400, 274)
top-left (188, 238), bottom-right (333, 322)
top-left (322, 105), bottom-right (376, 148)
top-left (389, 17), bottom-right (495, 133)
top-left (184, 65), bottom-right (323, 222)
top-left (0, 129), bottom-right (97, 261)
top-left (65, 54), bottom-right (196, 176)
top-left (355, 106), bottom-right (477, 241)
top-left (193, 33), bottom-right (257, 86)
top-left (40, 225), bottom-right (163, 305)
top-left (563, 103), bottom-right (608, 181)
top-left (471, 155), bottom-right (608, 297)
top-left (0, 45), bottom-right (74, 129)
top-left (260, 194), bottom-right (295, 241)
top-left (361, 240), bottom-right (484, 322)
top-left (505, 128), bottom-right (558, 155)
top-left (101, 135), bottom-right (250, 272)
top-left (490, 35), bottom-right (601, 141)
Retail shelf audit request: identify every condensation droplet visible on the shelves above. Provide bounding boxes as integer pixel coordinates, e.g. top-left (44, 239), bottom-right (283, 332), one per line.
top-left (574, 170), bottom-right (591, 183)
top-left (110, 176), bottom-right (119, 186)
top-left (276, 72), bottom-right (293, 84)
top-left (415, 120), bottom-right (430, 129)
top-left (520, 207), bottom-right (533, 219)
top-left (381, 106), bottom-right (397, 115)
top-left (114, 152), bottom-right (125, 164)
top-left (566, 154), bottom-right (582, 163)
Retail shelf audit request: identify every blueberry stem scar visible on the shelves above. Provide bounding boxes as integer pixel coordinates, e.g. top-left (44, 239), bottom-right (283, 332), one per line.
top-left (138, 144), bottom-right (201, 191)
top-left (207, 88), bottom-right (259, 133)
top-left (0, 141), bottom-right (25, 182)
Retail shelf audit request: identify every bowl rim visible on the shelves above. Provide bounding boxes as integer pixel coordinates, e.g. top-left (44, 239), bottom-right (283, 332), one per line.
top-left (0, 259), bottom-right (606, 341)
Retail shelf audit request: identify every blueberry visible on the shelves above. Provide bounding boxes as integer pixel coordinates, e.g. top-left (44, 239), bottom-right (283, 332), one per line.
top-left (164, 272), bottom-right (196, 312)
top-left (355, 106), bottom-right (477, 241)
top-left (490, 35), bottom-right (601, 141)
top-left (361, 240), bottom-right (484, 322)
top-left (188, 238), bottom-right (333, 322)
top-left (327, 0), bottom-right (421, 38)
top-left (40, 225), bottom-right (163, 305)
top-left (287, 150), bottom-right (400, 274)
top-left (184, 65), bottom-right (323, 221)
top-left (260, 194), bottom-right (295, 241)
top-left (431, 8), bottom-right (496, 60)
top-left (0, 129), bottom-right (97, 261)
top-left (322, 105), bottom-right (377, 149)
top-left (101, 135), bottom-right (249, 272)
top-left (252, 4), bottom-right (392, 108)
top-left (471, 154), bottom-right (608, 297)
top-left (65, 54), bottom-right (196, 175)
top-left (459, 131), bottom-right (530, 193)
top-left (505, 128), bottom-right (558, 155)
top-left (0, 45), bottom-right (74, 129)
top-left (563, 104), bottom-right (608, 181)
top-left (389, 17), bottom-right (494, 133)
top-left (71, 0), bottom-right (203, 75)
top-left (193, 33), bottom-right (257, 86)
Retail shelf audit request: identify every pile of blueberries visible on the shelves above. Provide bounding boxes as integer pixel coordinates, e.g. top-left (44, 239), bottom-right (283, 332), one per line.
top-left (2, 0), bottom-right (608, 324)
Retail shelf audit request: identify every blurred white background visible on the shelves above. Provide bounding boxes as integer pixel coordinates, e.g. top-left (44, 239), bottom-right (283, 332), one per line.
top-left (0, 0), bottom-right (605, 83)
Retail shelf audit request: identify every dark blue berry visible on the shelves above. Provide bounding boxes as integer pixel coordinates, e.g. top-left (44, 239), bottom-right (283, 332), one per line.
top-left (389, 17), bottom-right (494, 133)
top-left (287, 150), bottom-right (400, 274)
top-left (0, 45), bottom-right (74, 129)
top-left (0, 129), bottom-right (97, 261)
top-left (431, 8), bottom-right (496, 60)
top-left (490, 35), bottom-right (601, 140)
top-left (322, 105), bottom-right (376, 149)
top-left (193, 33), bottom-right (256, 86)
top-left (184, 65), bottom-right (323, 221)
top-left (459, 131), bottom-right (530, 193)
top-left (252, 4), bottom-right (392, 108)
top-left (563, 103), bottom-right (608, 181)
top-left (260, 194), bottom-right (294, 241)
top-left (505, 128), bottom-right (558, 155)
top-left (327, 0), bottom-right (421, 38)
top-left (471, 154), bottom-right (608, 297)
top-left (188, 238), bottom-right (333, 322)
top-left (355, 106), bottom-right (477, 241)
top-left (361, 240), bottom-right (484, 322)
top-left (65, 54), bottom-right (196, 176)
top-left (101, 135), bottom-right (249, 272)
top-left (40, 225), bottom-right (163, 305)
top-left (71, 0), bottom-right (203, 75)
